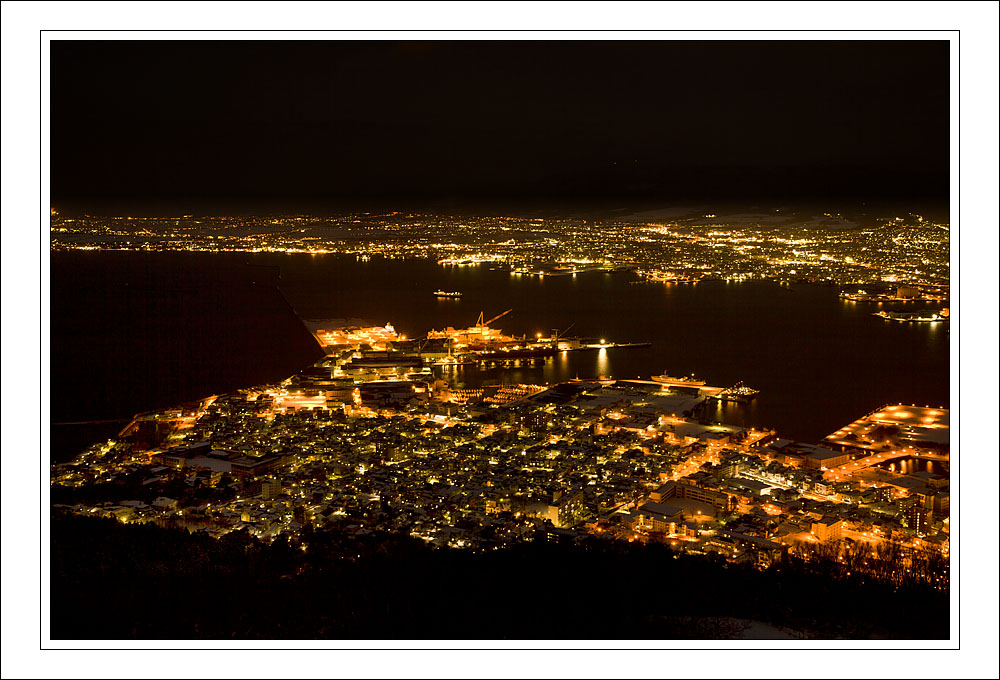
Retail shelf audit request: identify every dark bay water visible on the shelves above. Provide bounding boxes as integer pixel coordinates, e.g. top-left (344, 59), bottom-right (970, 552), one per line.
top-left (50, 251), bottom-right (949, 459)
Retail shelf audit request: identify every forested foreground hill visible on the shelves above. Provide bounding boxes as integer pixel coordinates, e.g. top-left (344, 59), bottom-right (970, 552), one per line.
top-left (49, 514), bottom-right (948, 640)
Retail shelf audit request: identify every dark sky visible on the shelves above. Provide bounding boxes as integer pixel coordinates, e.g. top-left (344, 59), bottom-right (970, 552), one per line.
top-left (50, 40), bottom-right (950, 212)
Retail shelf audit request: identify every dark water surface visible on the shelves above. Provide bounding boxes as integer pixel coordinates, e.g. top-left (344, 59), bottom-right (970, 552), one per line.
top-left (50, 251), bottom-right (949, 459)
top-left (49, 252), bottom-right (325, 461)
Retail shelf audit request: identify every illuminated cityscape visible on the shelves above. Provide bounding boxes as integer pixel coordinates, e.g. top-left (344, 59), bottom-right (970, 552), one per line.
top-left (50, 209), bottom-right (950, 290)
top-left (52, 317), bottom-right (950, 590)
top-left (44, 206), bottom-right (957, 642)
top-left (33, 30), bottom-right (977, 659)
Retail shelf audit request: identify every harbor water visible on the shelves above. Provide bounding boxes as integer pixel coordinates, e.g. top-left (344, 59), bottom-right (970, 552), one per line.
top-left (50, 251), bottom-right (949, 460)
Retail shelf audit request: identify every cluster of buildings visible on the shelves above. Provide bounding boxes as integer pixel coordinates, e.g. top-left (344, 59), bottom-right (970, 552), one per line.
top-left (51, 322), bottom-right (949, 586)
top-left (50, 210), bottom-right (949, 289)
top-left (840, 284), bottom-right (949, 302)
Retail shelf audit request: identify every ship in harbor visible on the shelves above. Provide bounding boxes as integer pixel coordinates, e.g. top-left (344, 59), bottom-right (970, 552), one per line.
top-left (874, 309), bottom-right (948, 323)
top-left (434, 290), bottom-right (463, 298)
top-left (433, 354), bottom-right (475, 367)
top-left (651, 372), bottom-right (707, 388)
top-left (582, 339), bottom-right (652, 349)
top-left (710, 382), bottom-right (760, 403)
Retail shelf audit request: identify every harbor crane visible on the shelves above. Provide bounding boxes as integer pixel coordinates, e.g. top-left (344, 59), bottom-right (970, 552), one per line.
top-left (415, 336), bottom-right (431, 358)
top-left (476, 308), bottom-right (512, 329)
top-left (555, 322), bottom-right (576, 340)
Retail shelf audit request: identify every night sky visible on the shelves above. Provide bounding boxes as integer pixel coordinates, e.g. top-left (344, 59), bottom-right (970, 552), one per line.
top-left (50, 40), bottom-right (950, 212)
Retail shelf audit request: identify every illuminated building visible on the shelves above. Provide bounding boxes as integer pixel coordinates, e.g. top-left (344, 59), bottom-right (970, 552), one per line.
top-left (261, 478), bottom-right (282, 500)
top-left (800, 446), bottom-right (853, 470)
top-left (650, 481), bottom-right (731, 513)
top-left (810, 516), bottom-right (843, 542)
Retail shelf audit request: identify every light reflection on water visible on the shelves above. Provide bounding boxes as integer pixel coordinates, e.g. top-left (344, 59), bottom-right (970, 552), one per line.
top-left (56, 252), bottom-right (948, 446)
top-left (877, 457), bottom-right (948, 476)
top-left (291, 257), bottom-right (946, 442)
top-left (595, 347), bottom-right (611, 378)
top-left (710, 398), bottom-right (760, 429)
